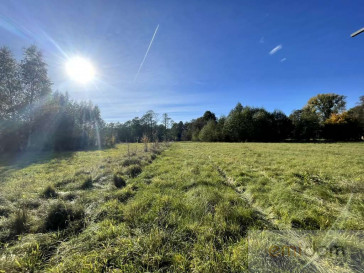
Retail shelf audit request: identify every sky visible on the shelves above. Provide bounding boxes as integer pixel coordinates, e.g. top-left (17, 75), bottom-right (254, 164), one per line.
top-left (0, 0), bottom-right (363, 122)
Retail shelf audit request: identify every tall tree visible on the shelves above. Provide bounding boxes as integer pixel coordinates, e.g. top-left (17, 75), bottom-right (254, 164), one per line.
top-left (21, 45), bottom-right (52, 108)
top-left (202, 111), bottom-right (217, 122)
top-left (289, 109), bottom-right (320, 140)
top-left (348, 96), bottom-right (364, 135)
top-left (0, 47), bottom-right (22, 120)
top-left (305, 93), bottom-right (346, 121)
top-left (20, 46), bottom-right (52, 148)
top-left (141, 110), bottom-right (158, 140)
top-left (170, 121), bottom-right (184, 141)
top-left (271, 110), bottom-right (292, 141)
top-left (223, 103), bottom-right (245, 141)
top-left (199, 120), bottom-right (218, 142)
top-left (161, 113), bottom-right (172, 141)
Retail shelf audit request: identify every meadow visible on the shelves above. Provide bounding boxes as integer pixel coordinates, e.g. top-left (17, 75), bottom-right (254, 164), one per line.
top-left (0, 142), bottom-right (363, 272)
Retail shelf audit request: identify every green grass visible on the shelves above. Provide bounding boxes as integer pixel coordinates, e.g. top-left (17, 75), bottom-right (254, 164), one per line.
top-left (0, 142), bottom-right (363, 272)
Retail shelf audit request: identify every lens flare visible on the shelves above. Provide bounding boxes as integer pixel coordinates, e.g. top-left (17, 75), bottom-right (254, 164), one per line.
top-left (65, 56), bottom-right (95, 84)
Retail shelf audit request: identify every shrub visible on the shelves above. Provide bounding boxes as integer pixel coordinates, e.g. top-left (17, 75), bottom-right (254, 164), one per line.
top-left (42, 185), bottom-right (58, 198)
top-left (125, 165), bottom-right (142, 178)
top-left (113, 174), bottom-right (126, 188)
top-left (122, 158), bottom-right (141, 167)
top-left (81, 176), bottom-right (93, 189)
top-left (44, 202), bottom-right (84, 231)
top-left (9, 208), bottom-right (29, 235)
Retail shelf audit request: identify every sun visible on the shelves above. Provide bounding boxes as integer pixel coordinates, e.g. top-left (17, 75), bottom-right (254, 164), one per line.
top-left (65, 56), bottom-right (96, 84)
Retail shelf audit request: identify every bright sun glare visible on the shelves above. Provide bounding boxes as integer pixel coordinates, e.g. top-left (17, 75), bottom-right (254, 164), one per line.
top-left (65, 56), bottom-right (95, 84)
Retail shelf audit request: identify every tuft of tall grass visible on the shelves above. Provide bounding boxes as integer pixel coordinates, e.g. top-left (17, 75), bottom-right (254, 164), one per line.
top-left (125, 164), bottom-right (142, 178)
top-left (9, 208), bottom-right (29, 235)
top-left (80, 176), bottom-right (93, 189)
top-left (113, 173), bottom-right (126, 188)
top-left (121, 158), bottom-right (141, 167)
top-left (41, 185), bottom-right (58, 198)
top-left (44, 202), bottom-right (84, 231)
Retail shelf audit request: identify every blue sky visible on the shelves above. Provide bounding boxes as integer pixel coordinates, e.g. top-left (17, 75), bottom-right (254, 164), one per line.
top-left (0, 0), bottom-right (363, 122)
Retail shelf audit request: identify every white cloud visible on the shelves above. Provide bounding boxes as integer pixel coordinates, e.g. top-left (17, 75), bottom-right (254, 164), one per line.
top-left (280, 58), bottom-right (287, 62)
top-left (269, 44), bottom-right (282, 55)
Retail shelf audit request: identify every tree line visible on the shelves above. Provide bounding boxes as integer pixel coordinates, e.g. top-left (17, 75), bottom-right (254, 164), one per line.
top-left (107, 93), bottom-right (363, 143)
top-left (1, 46), bottom-right (363, 154)
top-left (0, 46), bottom-right (110, 153)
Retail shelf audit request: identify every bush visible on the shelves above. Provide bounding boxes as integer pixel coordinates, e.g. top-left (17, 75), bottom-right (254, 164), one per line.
top-left (42, 185), bottom-right (58, 198)
top-left (125, 165), bottom-right (142, 178)
top-left (122, 158), bottom-right (141, 167)
top-left (81, 176), bottom-right (93, 189)
top-left (44, 202), bottom-right (84, 231)
top-left (113, 174), bottom-right (126, 188)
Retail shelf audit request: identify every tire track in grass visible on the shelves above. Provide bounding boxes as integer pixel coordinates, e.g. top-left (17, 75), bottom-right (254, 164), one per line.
top-left (208, 156), bottom-right (282, 230)
top-left (208, 155), bottom-right (358, 273)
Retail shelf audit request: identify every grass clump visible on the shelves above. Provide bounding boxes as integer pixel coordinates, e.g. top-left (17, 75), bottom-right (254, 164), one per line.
top-left (0, 205), bottom-right (11, 217)
top-left (113, 173), bottom-right (126, 188)
top-left (41, 185), bottom-right (58, 198)
top-left (122, 158), bottom-right (141, 167)
top-left (115, 187), bottom-right (136, 203)
top-left (62, 192), bottom-right (78, 201)
top-left (151, 148), bottom-right (162, 155)
top-left (44, 202), bottom-right (84, 231)
top-left (125, 164), bottom-right (142, 178)
top-left (9, 208), bottom-right (29, 235)
top-left (291, 216), bottom-right (321, 230)
top-left (80, 176), bottom-right (93, 189)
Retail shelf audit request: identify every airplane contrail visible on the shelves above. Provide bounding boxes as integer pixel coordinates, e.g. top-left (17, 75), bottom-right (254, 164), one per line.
top-left (134, 24), bottom-right (159, 81)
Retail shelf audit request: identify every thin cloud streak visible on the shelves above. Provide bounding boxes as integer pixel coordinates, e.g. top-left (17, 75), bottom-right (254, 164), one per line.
top-left (134, 24), bottom-right (159, 81)
top-left (280, 57), bottom-right (287, 62)
top-left (269, 44), bottom-right (282, 55)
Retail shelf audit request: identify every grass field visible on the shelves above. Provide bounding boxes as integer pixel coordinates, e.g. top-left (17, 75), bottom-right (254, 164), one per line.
top-left (0, 142), bottom-right (363, 272)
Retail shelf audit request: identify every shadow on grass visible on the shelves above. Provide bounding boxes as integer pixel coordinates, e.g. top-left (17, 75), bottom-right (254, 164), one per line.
top-left (0, 145), bottom-right (120, 176)
top-left (0, 150), bottom-right (75, 178)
